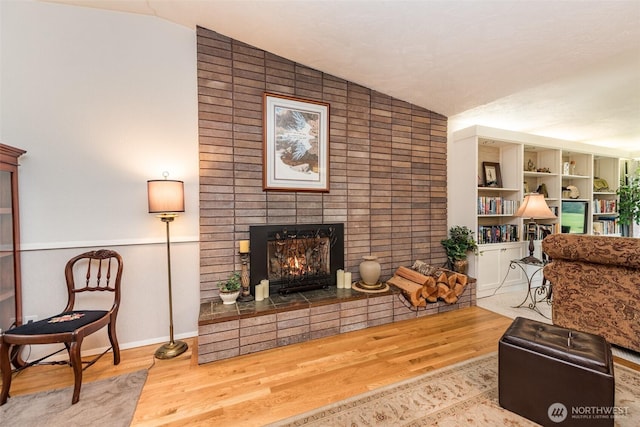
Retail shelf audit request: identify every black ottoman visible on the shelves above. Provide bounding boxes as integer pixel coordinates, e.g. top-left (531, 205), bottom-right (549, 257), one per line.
top-left (499, 317), bottom-right (614, 427)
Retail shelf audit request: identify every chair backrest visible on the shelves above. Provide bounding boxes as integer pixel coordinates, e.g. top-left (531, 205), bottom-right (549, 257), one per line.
top-left (63, 249), bottom-right (123, 313)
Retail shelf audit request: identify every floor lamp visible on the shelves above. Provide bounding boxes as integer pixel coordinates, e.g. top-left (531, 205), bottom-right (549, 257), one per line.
top-left (515, 192), bottom-right (557, 264)
top-left (148, 175), bottom-right (188, 359)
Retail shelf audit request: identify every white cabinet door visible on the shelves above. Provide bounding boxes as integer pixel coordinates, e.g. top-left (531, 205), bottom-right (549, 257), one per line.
top-left (476, 246), bottom-right (501, 290)
top-left (476, 243), bottom-right (524, 297)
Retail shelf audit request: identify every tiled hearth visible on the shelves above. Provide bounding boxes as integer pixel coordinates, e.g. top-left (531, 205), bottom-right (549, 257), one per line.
top-left (197, 283), bottom-right (476, 364)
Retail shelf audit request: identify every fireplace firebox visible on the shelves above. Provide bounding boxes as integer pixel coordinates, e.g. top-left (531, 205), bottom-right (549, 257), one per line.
top-left (249, 223), bottom-right (344, 295)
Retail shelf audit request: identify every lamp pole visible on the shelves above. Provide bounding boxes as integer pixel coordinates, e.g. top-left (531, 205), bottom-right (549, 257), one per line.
top-left (164, 217), bottom-right (175, 345)
top-left (154, 214), bottom-right (188, 359)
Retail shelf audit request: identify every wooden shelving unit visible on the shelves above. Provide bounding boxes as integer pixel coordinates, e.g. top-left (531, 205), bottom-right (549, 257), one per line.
top-left (449, 126), bottom-right (628, 297)
top-left (0, 143), bottom-right (26, 333)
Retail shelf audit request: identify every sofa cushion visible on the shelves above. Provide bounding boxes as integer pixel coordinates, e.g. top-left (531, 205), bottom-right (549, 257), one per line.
top-left (542, 234), bottom-right (640, 269)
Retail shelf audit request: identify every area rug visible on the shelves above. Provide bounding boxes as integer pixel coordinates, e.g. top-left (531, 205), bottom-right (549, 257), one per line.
top-left (270, 353), bottom-right (640, 426)
top-left (0, 369), bottom-right (147, 426)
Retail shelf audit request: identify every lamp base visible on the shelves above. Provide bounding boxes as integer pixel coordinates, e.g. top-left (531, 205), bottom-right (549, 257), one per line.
top-left (520, 228), bottom-right (544, 265)
top-left (238, 294), bottom-right (254, 302)
top-left (155, 340), bottom-right (188, 359)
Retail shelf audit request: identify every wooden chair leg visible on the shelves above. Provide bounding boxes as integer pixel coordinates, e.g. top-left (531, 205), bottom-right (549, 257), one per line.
top-left (1, 340), bottom-right (13, 405)
top-left (108, 321), bottom-right (120, 365)
top-left (69, 340), bottom-right (83, 404)
top-left (9, 344), bottom-right (26, 369)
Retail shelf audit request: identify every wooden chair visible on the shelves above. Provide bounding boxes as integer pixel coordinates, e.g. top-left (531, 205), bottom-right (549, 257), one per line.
top-left (1, 249), bottom-right (123, 405)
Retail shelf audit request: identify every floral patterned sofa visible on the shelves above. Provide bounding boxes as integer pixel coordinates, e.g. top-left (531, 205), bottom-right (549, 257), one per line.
top-left (542, 234), bottom-right (640, 352)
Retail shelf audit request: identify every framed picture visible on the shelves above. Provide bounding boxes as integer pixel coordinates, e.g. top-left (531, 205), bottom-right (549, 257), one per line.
top-left (263, 93), bottom-right (330, 192)
top-left (482, 162), bottom-right (502, 187)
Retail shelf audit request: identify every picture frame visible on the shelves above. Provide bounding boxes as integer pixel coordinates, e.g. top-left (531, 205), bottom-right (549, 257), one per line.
top-left (482, 162), bottom-right (502, 187)
top-left (263, 93), bottom-right (330, 192)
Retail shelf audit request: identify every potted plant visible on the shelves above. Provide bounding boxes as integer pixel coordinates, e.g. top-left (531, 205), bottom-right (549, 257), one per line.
top-left (617, 166), bottom-right (640, 236)
top-left (441, 226), bottom-right (479, 274)
top-left (218, 271), bottom-right (242, 304)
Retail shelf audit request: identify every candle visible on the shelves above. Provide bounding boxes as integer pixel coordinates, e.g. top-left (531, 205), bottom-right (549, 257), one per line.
top-left (239, 240), bottom-right (250, 253)
top-left (344, 272), bottom-right (352, 289)
top-left (336, 269), bottom-right (344, 288)
top-left (255, 283), bottom-right (264, 301)
top-left (261, 279), bottom-right (270, 298)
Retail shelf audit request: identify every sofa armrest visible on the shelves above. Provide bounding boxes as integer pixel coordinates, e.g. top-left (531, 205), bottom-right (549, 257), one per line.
top-left (542, 234), bottom-right (640, 269)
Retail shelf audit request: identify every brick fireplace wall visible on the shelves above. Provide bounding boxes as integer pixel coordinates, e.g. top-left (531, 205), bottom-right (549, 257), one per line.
top-left (197, 26), bottom-right (448, 300)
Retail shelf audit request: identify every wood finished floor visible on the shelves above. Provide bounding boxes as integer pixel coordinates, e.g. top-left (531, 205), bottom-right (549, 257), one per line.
top-left (3, 307), bottom-right (638, 426)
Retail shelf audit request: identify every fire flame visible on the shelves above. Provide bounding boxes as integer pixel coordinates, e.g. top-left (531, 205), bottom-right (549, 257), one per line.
top-left (286, 254), bottom-right (308, 276)
top-left (266, 237), bottom-right (331, 281)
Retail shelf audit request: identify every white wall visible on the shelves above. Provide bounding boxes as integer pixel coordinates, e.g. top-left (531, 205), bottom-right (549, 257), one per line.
top-left (1, 1), bottom-right (200, 358)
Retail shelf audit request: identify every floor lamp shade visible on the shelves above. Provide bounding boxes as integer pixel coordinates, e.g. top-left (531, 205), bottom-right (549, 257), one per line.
top-left (147, 180), bottom-right (185, 214)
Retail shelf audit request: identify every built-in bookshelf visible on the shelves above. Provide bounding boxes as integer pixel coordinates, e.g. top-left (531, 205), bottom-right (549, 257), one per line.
top-left (592, 217), bottom-right (618, 235)
top-left (593, 199), bottom-right (617, 214)
top-left (477, 196), bottom-right (520, 215)
top-left (449, 126), bottom-right (629, 297)
top-left (477, 224), bottom-right (520, 244)
top-left (592, 156), bottom-right (621, 236)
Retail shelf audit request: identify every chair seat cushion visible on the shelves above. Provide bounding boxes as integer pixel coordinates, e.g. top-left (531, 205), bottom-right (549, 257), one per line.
top-left (4, 310), bottom-right (108, 336)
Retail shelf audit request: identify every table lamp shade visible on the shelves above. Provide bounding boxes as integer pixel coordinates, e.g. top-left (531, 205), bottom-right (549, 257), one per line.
top-left (147, 179), bottom-right (185, 214)
top-left (515, 193), bottom-right (556, 219)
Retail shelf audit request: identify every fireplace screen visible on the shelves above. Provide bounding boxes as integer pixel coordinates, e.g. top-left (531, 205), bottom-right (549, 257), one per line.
top-left (250, 223), bottom-right (344, 294)
top-left (268, 234), bottom-right (330, 282)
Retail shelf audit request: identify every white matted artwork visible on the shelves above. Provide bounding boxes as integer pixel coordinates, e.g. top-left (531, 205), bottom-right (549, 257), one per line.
top-left (263, 93), bottom-right (330, 192)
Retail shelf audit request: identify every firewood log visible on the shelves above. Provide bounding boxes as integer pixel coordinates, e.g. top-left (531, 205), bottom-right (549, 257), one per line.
top-left (448, 274), bottom-right (457, 289)
top-left (387, 275), bottom-right (426, 307)
top-left (442, 288), bottom-right (459, 304)
top-left (421, 276), bottom-right (437, 299)
top-left (455, 273), bottom-right (468, 286)
top-left (396, 266), bottom-right (431, 286)
top-left (436, 282), bottom-right (450, 298)
top-left (425, 287), bottom-right (439, 303)
top-left (453, 282), bottom-right (466, 297)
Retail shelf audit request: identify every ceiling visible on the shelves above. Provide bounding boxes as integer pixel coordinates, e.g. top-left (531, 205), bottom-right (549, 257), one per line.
top-left (48, 0), bottom-right (640, 157)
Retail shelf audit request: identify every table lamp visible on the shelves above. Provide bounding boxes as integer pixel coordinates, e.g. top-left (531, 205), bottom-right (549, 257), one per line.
top-left (515, 193), bottom-right (556, 264)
